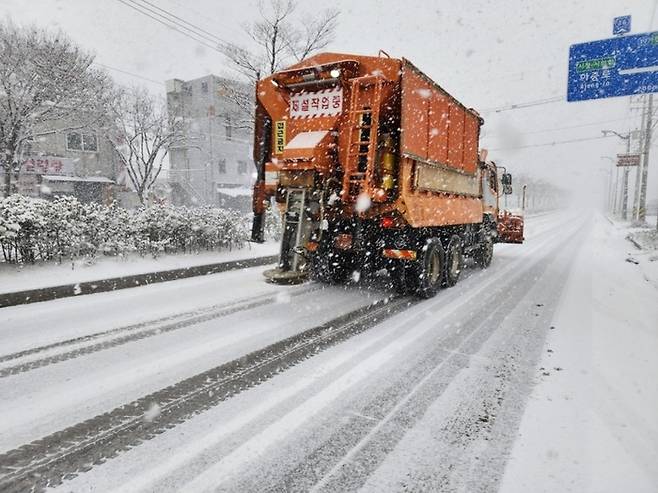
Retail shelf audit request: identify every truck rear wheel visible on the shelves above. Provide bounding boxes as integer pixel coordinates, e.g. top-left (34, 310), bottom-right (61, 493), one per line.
top-left (443, 235), bottom-right (463, 287)
top-left (474, 235), bottom-right (494, 268)
top-left (416, 238), bottom-right (444, 298)
top-left (311, 249), bottom-right (352, 284)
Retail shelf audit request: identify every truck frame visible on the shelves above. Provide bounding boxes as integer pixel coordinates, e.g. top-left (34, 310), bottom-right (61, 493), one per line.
top-left (251, 52), bottom-right (524, 297)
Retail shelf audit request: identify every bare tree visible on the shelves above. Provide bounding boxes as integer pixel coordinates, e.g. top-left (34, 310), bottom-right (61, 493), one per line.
top-left (0, 20), bottom-right (113, 195)
top-left (217, 0), bottom-right (339, 123)
top-left (106, 87), bottom-right (183, 205)
top-left (285, 8), bottom-right (339, 63)
top-left (226, 0), bottom-right (339, 79)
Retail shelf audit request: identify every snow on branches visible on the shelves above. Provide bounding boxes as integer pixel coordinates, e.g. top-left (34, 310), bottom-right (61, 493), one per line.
top-left (0, 195), bottom-right (266, 264)
top-left (0, 20), bottom-right (114, 193)
top-left (106, 88), bottom-right (184, 205)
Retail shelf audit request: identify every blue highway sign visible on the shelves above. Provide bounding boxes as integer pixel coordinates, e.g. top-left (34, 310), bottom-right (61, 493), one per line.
top-left (567, 31), bottom-right (658, 102)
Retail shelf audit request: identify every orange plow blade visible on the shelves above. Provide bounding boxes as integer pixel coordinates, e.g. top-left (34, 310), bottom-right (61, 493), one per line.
top-left (497, 212), bottom-right (525, 244)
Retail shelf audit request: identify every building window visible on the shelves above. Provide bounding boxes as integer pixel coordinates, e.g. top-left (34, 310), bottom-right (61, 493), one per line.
top-left (237, 161), bottom-right (248, 175)
top-left (67, 132), bottom-right (82, 150)
top-left (83, 133), bottom-right (98, 151)
top-left (66, 132), bottom-right (98, 152)
top-left (225, 115), bottom-right (232, 140)
top-left (201, 81), bottom-right (208, 93)
top-left (218, 159), bottom-right (226, 174)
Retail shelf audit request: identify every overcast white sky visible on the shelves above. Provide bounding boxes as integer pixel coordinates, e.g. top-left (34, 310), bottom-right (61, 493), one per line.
top-left (2, 0), bottom-right (657, 202)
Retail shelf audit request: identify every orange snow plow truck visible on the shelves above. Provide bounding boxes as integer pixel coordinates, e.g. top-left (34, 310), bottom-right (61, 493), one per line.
top-left (250, 52), bottom-right (524, 297)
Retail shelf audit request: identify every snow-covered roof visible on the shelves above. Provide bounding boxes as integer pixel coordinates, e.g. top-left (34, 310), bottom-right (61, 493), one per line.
top-left (42, 175), bottom-right (115, 184)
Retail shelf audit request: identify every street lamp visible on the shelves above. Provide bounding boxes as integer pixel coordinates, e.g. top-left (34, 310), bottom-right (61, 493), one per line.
top-left (602, 130), bottom-right (631, 220)
top-left (600, 156), bottom-right (616, 213)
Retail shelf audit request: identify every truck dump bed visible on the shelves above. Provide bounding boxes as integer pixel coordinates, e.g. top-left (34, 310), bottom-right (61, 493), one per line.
top-left (397, 59), bottom-right (484, 227)
top-left (253, 52), bottom-right (485, 230)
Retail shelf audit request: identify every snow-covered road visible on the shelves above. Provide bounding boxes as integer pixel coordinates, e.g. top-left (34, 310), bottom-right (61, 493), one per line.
top-left (3, 210), bottom-right (650, 492)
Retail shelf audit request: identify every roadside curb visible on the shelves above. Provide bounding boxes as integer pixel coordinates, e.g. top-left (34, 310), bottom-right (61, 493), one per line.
top-left (0, 255), bottom-right (278, 308)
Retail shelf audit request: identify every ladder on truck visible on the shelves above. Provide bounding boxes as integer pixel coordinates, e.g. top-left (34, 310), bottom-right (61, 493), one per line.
top-left (342, 76), bottom-right (384, 201)
top-left (279, 188), bottom-right (308, 273)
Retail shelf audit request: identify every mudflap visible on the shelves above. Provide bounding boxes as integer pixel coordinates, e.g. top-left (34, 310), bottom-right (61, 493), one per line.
top-left (497, 212), bottom-right (525, 244)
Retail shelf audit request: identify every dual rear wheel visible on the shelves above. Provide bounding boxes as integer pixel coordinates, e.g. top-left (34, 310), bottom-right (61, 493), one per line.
top-left (391, 235), bottom-right (463, 298)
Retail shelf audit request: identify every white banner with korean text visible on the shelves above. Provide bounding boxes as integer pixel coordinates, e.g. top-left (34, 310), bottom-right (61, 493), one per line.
top-left (289, 86), bottom-right (343, 119)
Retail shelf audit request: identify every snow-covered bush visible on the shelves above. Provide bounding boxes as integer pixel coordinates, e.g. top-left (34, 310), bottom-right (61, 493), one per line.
top-left (0, 196), bottom-right (255, 264)
top-left (264, 205), bottom-right (283, 242)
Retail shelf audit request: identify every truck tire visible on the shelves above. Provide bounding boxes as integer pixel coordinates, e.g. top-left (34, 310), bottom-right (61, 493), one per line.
top-left (311, 250), bottom-right (351, 284)
top-left (443, 235), bottom-right (463, 287)
top-left (416, 238), bottom-right (445, 299)
top-left (474, 235), bottom-right (494, 268)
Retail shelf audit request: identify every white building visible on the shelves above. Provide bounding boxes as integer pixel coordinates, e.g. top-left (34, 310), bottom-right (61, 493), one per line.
top-left (165, 75), bottom-right (253, 209)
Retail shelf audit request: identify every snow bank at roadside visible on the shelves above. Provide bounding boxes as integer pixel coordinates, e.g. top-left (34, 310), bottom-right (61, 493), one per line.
top-left (0, 242), bottom-right (278, 294)
top-left (500, 214), bottom-right (658, 492)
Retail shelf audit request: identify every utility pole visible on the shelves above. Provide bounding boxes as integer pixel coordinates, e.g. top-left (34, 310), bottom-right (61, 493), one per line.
top-left (601, 156), bottom-right (616, 214)
top-left (621, 137), bottom-right (631, 220)
top-left (612, 165), bottom-right (619, 216)
top-left (602, 130), bottom-right (632, 219)
top-left (638, 93), bottom-right (653, 224)
top-left (632, 97), bottom-right (647, 222)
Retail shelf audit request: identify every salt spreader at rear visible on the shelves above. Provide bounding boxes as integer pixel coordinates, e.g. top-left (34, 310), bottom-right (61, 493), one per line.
top-left (250, 51), bottom-right (524, 298)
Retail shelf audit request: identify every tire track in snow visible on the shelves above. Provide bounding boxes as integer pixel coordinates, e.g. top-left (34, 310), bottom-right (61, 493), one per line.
top-left (181, 214), bottom-right (587, 493)
top-left (338, 230), bottom-right (583, 492)
top-left (0, 295), bottom-right (414, 493)
top-left (317, 222), bottom-right (587, 492)
top-left (0, 284), bottom-right (322, 378)
top-left (0, 210), bottom-right (576, 492)
top-left (54, 210), bottom-right (578, 493)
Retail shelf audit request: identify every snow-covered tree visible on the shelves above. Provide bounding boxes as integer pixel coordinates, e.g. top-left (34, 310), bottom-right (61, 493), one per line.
top-left (0, 20), bottom-right (114, 196)
top-left (107, 87), bottom-right (184, 205)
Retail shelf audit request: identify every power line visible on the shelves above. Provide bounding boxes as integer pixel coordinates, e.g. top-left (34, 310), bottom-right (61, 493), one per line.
top-left (118, 0), bottom-right (221, 50)
top-left (93, 62), bottom-right (163, 86)
top-left (164, 0), bottom-right (246, 41)
top-left (487, 134), bottom-right (615, 151)
top-left (483, 116), bottom-right (635, 138)
top-left (114, 0), bottom-right (224, 54)
top-left (130, 0), bottom-right (223, 45)
top-left (480, 96), bottom-right (563, 113)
